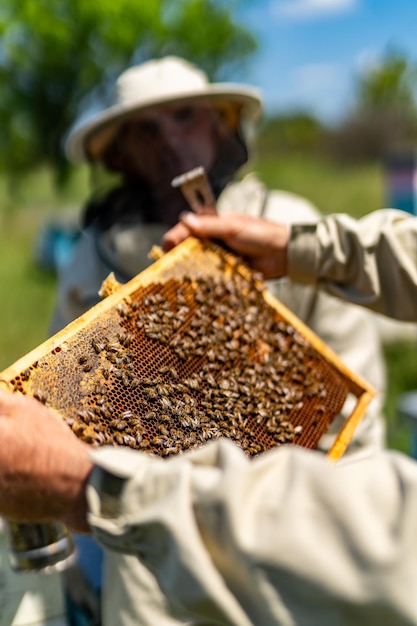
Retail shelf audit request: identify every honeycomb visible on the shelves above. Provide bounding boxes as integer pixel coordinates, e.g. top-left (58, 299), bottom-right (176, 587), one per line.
top-left (0, 238), bottom-right (376, 460)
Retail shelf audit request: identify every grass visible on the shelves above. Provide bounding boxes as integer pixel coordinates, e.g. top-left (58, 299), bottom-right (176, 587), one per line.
top-left (251, 153), bottom-right (385, 218)
top-left (0, 156), bottom-right (415, 455)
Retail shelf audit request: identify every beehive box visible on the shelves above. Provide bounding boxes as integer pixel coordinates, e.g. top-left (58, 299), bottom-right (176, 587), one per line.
top-left (0, 238), bottom-right (376, 461)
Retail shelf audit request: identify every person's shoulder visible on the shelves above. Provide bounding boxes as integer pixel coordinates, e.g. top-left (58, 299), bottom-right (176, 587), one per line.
top-left (217, 173), bottom-right (266, 216)
top-left (218, 173), bottom-right (320, 223)
top-left (265, 189), bottom-right (320, 224)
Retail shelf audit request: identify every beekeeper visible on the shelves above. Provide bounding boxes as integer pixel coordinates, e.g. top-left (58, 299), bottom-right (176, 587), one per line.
top-left (50, 56), bottom-right (386, 625)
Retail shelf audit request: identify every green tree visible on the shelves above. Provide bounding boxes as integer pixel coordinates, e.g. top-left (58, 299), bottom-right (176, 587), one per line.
top-left (330, 49), bottom-right (417, 161)
top-left (258, 112), bottom-right (326, 157)
top-left (0, 0), bottom-right (257, 186)
top-left (355, 49), bottom-right (417, 113)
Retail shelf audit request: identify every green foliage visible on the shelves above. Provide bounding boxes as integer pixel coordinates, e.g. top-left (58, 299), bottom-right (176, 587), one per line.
top-left (329, 49), bottom-right (417, 161)
top-left (257, 113), bottom-right (327, 157)
top-left (355, 48), bottom-right (417, 114)
top-left (0, 0), bottom-right (256, 185)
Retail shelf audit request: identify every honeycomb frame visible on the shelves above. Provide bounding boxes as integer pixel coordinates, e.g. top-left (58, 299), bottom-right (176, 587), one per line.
top-left (0, 237), bottom-right (376, 461)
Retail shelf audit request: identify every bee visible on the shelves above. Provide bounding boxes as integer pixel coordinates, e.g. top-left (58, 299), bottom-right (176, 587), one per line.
top-left (159, 396), bottom-right (172, 410)
top-left (92, 339), bottom-right (107, 354)
top-left (123, 434), bottom-right (137, 447)
top-left (169, 367), bottom-right (179, 379)
top-left (164, 445), bottom-right (182, 456)
top-left (21, 368), bottom-right (31, 381)
top-left (33, 390), bottom-right (47, 404)
top-left (113, 432), bottom-right (125, 446)
top-left (204, 373), bottom-right (217, 387)
top-left (145, 388), bottom-right (158, 400)
top-left (98, 406), bottom-right (112, 419)
top-left (94, 432), bottom-right (106, 446)
top-left (76, 409), bottom-right (95, 424)
top-left (101, 365), bottom-right (112, 379)
top-left (93, 383), bottom-right (107, 395)
top-left (118, 332), bottom-right (133, 347)
top-left (200, 424), bottom-right (216, 439)
top-left (117, 302), bottom-right (130, 318)
top-left (143, 295), bottom-right (157, 307)
top-left (122, 374), bottom-right (131, 388)
top-left (138, 437), bottom-right (151, 450)
top-left (178, 415), bottom-right (193, 429)
top-left (72, 422), bottom-right (86, 436)
top-left (181, 437), bottom-right (195, 450)
top-left (156, 384), bottom-right (171, 397)
top-left (107, 340), bottom-right (121, 353)
top-left (83, 363), bottom-right (93, 372)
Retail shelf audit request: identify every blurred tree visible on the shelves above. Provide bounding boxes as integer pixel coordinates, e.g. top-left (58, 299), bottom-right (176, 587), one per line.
top-left (328, 49), bottom-right (417, 162)
top-left (257, 112), bottom-right (327, 157)
top-left (356, 49), bottom-right (417, 112)
top-left (0, 0), bottom-right (256, 186)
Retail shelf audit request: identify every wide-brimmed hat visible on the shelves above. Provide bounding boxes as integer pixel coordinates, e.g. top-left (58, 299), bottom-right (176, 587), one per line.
top-left (65, 56), bottom-right (263, 163)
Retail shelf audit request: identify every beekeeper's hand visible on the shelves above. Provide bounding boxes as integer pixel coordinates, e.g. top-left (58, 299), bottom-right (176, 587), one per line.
top-left (0, 388), bottom-right (92, 531)
top-left (162, 212), bottom-right (290, 279)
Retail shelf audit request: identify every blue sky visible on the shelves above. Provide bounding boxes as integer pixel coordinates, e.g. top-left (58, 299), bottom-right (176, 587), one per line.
top-left (238, 0), bottom-right (417, 123)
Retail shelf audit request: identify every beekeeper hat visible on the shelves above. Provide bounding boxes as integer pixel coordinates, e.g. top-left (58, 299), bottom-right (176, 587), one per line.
top-left (65, 56), bottom-right (262, 163)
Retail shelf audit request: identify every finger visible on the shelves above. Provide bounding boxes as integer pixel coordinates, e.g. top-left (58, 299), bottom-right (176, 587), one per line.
top-left (180, 212), bottom-right (235, 240)
top-left (161, 221), bottom-right (192, 251)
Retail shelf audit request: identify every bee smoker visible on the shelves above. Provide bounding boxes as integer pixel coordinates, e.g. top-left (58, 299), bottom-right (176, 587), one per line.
top-left (4, 520), bottom-right (75, 573)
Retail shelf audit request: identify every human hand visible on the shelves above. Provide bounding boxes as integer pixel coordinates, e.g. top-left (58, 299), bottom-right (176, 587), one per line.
top-left (162, 212), bottom-right (290, 279)
top-left (0, 389), bottom-right (93, 532)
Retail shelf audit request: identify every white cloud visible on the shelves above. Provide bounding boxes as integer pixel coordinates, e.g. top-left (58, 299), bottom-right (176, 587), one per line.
top-left (271, 0), bottom-right (358, 20)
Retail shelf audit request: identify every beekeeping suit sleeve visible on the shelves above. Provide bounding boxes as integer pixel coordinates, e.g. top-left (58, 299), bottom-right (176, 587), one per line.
top-left (288, 208), bottom-right (417, 321)
top-left (86, 439), bottom-right (417, 626)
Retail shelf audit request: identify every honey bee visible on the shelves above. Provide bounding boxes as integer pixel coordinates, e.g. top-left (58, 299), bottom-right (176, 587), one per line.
top-left (118, 332), bottom-right (133, 347)
top-left (113, 433), bottom-right (125, 445)
top-left (123, 434), bottom-right (137, 447)
top-left (21, 368), bottom-right (31, 381)
top-left (117, 302), bottom-right (130, 318)
top-left (159, 396), bottom-right (172, 410)
top-left (169, 367), bottom-right (179, 379)
top-left (107, 341), bottom-right (121, 353)
top-left (33, 390), bottom-right (48, 404)
top-left (156, 384), bottom-right (171, 397)
top-left (92, 339), bottom-right (107, 354)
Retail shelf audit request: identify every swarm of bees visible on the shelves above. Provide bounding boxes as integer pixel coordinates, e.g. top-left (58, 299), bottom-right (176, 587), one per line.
top-left (7, 250), bottom-right (348, 459)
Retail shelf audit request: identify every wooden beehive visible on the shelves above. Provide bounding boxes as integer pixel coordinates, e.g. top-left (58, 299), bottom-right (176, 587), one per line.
top-left (0, 238), bottom-right (376, 461)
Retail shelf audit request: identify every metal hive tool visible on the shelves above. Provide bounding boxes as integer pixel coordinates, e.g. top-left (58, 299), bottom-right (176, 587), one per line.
top-left (0, 237), bottom-right (376, 461)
